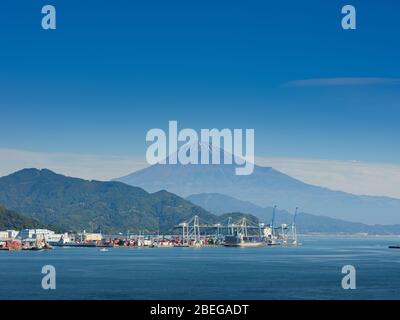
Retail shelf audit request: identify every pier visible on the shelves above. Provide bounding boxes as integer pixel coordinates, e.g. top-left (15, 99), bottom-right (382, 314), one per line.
top-left (1, 209), bottom-right (300, 250)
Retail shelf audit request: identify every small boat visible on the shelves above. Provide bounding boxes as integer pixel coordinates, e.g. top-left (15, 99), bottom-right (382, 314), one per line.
top-left (267, 240), bottom-right (281, 246)
top-left (30, 247), bottom-right (44, 251)
top-left (22, 246), bottom-right (44, 251)
top-left (99, 248), bottom-right (108, 252)
top-left (389, 245), bottom-right (400, 249)
top-left (42, 240), bottom-right (53, 250)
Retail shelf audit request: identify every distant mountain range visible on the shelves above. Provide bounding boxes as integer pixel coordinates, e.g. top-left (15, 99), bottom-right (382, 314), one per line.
top-left (116, 162), bottom-right (400, 225)
top-left (0, 169), bottom-right (252, 233)
top-left (0, 205), bottom-right (52, 231)
top-left (187, 193), bottom-right (400, 235)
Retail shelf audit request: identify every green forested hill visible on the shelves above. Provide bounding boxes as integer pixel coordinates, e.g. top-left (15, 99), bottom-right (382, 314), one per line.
top-left (0, 205), bottom-right (50, 230)
top-left (0, 169), bottom-right (224, 233)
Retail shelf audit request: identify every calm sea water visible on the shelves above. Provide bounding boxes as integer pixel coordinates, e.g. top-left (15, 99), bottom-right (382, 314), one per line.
top-left (1, 236), bottom-right (399, 300)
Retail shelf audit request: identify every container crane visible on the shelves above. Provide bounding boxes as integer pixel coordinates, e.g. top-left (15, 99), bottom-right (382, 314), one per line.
top-left (292, 207), bottom-right (298, 245)
top-left (271, 205), bottom-right (277, 236)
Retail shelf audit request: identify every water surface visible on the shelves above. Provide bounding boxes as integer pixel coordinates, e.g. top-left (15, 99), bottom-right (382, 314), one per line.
top-left (1, 236), bottom-right (399, 300)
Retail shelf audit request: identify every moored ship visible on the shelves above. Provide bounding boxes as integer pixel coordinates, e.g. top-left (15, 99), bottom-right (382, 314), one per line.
top-left (224, 234), bottom-right (266, 247)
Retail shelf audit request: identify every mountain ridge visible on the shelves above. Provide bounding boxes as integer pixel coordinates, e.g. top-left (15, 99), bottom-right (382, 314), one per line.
top-left (116, 162), bottom-right (400, 224)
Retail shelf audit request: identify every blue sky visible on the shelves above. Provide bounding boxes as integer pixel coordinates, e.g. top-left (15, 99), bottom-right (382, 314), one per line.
top-left (0, 0), bottom-right (400, 166)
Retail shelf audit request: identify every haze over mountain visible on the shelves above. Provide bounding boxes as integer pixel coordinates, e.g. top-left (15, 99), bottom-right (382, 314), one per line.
top-left (116, 161), bottom-right (400, 225)
top-left (187, 193), bottom-right (400, 235)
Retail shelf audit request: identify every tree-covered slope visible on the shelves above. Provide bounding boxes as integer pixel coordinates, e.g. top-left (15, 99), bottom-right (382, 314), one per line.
top-left (0, 205), bottom-right (50, 230)
top-left (0, 169), bottom-right (217, 233)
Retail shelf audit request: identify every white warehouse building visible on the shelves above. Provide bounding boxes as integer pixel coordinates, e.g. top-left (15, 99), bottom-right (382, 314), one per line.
top-left (19, 229), bottom-right (55, 240)
top-left (0, 230), bottom-right (19, 240)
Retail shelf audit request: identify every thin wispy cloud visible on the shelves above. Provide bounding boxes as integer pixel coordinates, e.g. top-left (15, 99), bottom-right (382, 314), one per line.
top-left (256, 156), bottom-right (400, 199)
top-left (284, 77), bottom-right (400, 87)
top-left (0, 148), bottom-right (147, 181)
top-left (1, 148), bottom-right (400, 199)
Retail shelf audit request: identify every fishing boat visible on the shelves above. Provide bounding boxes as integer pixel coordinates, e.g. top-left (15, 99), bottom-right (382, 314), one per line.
top-left (42, 237), bottom-right (53, 250)
top-left (29, 246), bottom-right (44, 251)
